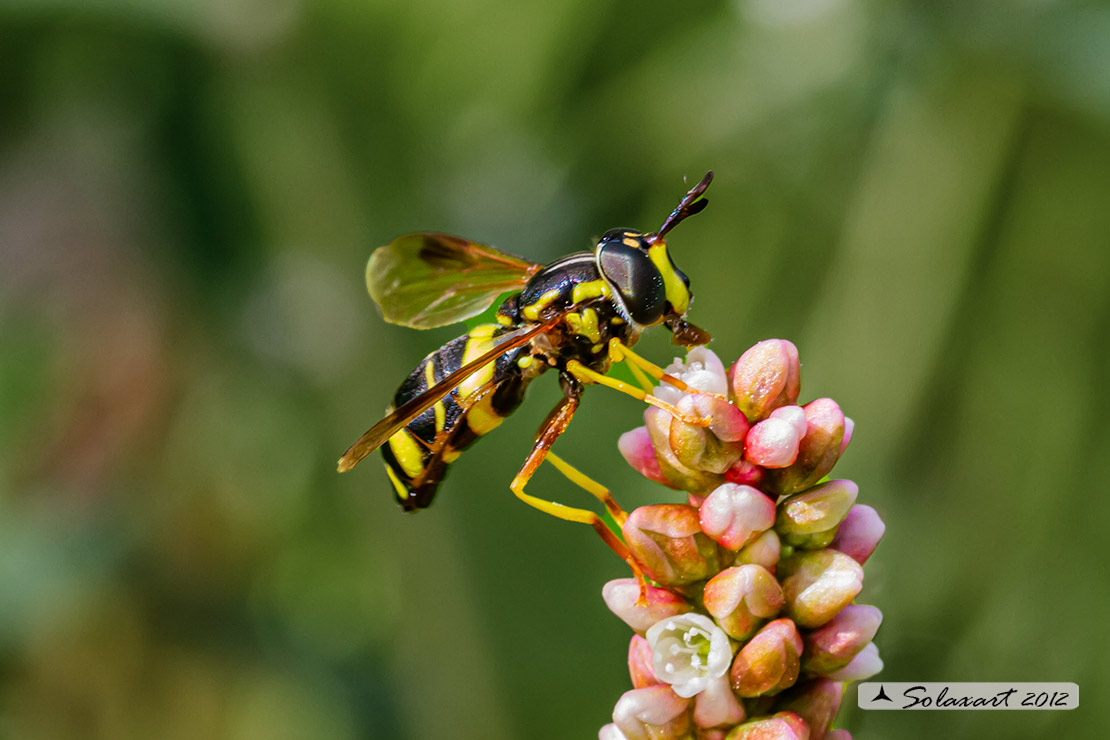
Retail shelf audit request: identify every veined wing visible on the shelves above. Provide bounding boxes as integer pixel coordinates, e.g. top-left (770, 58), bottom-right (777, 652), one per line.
top-left (336, 319), bottom-right (555, 472)
top-left (367, 232), bottom-right (542, 329)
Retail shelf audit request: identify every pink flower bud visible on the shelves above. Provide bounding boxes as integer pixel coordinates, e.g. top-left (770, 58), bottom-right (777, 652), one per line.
top-left (776, 679), bottom-right (843, 740)
top-left (678, 393), bottom-right (751, 443)
top-left (776, 480), bottom-right (858, 536)
top-left (825, 731), bottom-right (852, 740)
top-left (729, 340), bottom-right (801, 422)
top-left (780, 550), bottom-right (864, 629)
top-left (703, 565), bottom-right (784, 640)
top-left (826, 642), bottom-right (882, 682)
top-left (645, 406), bottom-right (725, 493)
top-left (829, 505), bottom-right (885, 565)
top-left (612, 685), bottom-right (691, 740)
top-left (763, 399), bottom-right (846, 496)
top-left (737, 530), bottom-right (781, 571)
top-left (803, 605), bottom-right (882, 676)
top-left (603, 579), bottom-right (694, 633)
top-left (623, 505), bottom-right (722, 587)
top-left (629, 634), bottom-right (661, 689)
top-left (745, 417), bottom-right (802, 468)
top-left (599, 724), bottom-right (629, 740)
top-left (620, 426), bottom-right (677, 488)
top-left (730, 618), bottom-right (803, 697)
top-left (725, 459), bottom-right (764, 487)
top-left (693, 676), bottom-right (746, 728)
top-left (669, 395), bottom-right (747, 474)
top-left (699, 483), bottom-right (776, 551)
top-left (725, 711), bottom-right (810, 740)
top-left (770, 405), bottom-right (808, 437)
top-left (839, 417), bottom-right (854, 454)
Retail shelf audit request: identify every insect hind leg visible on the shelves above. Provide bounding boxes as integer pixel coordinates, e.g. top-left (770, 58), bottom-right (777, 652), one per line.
top-left (544, 451), bottom-right (626, 527)
top-left (509, 396), bottom-right (646, 586)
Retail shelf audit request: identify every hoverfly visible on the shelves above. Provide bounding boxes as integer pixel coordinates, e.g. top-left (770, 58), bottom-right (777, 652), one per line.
top-left (338, 172), bottom-right (715, 568)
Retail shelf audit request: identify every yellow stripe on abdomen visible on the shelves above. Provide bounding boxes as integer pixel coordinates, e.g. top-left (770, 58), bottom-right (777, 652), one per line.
top-left (385, 464), bottom-right (410, 500)
top-left (466, 395), bottom-right (504, 436)
top-left (423, 361), bottom-right (447, 433)
top-left (458, 326), bottom-right (498, 397)
top-left (387, 428), bottom-right (426, 478)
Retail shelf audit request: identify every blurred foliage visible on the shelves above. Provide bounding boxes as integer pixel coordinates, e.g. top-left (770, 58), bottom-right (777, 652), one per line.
top-left (1, 0), bottom-right (1108, 738)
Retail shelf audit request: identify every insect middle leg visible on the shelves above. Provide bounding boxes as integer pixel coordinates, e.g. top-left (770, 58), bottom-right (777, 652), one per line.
top-left (509, 396), bottom-right (646, 585)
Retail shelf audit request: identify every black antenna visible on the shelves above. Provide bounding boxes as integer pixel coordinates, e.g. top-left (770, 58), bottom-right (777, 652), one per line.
top-left (652, 170), bottom-right (714, 241)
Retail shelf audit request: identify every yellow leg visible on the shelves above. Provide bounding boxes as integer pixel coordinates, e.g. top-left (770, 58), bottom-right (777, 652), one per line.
top-left (623, 354), bottom-right (656, 393)
top-left (546, 451), bottom-right (627, 526)
top-left (510, 397), bottom-right (647, 589)
top-left (565, 360), bottom-right (711, 427)
top-left (609, 339), bottom-right (690, 392)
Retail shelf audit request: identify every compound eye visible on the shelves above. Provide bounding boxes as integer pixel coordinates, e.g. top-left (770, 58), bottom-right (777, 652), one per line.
top-left (600, 228), bottom-right (630, 244)
top-left (598, 241), bottom-right (666, 325)
top-left (600, 229), bottom-right (650, 251)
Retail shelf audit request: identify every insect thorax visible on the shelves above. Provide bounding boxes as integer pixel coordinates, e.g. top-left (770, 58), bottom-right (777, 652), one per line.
top-left (495, 252), bottom-right (641, 374)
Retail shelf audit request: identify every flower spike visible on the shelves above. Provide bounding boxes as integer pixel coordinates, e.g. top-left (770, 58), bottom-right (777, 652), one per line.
top-left (600, 339), bottom-right (882, 739)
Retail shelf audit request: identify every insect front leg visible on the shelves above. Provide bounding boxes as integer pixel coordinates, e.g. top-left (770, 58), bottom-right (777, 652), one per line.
top-left (609, 339), bottom-right (694, 392)
top-left (564, 359), bottom-right (712, 427)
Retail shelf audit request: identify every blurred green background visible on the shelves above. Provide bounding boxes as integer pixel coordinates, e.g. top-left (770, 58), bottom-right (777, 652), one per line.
top-left (1, 0), bottom-right (1107, 738)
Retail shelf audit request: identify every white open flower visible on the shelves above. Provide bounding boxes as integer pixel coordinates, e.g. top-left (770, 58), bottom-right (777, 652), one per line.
top-left (645, 613), bottom-right (732, 698)
top-left (656, 347), bottom-right (728, 404)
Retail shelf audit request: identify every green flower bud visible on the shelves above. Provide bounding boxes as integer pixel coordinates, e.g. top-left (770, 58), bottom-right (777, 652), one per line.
top-left (781, 528), bottom-right (838, 551)
top-left (728, 340), bottom-right (801, 422)
top-left (646, 407), bottom-right (725, 493)
top-left (736, 530), bottom-right (781, 571)
top-left (724, 711), bottom-right (809, 740)
top-left (729, 618), bottom-right (803, 697)
top-left (623, 505), bottom-right (722, 587)
top-left (776, 679), bottom-right (843, 740)
top-left (780, 550), bottom-right (863, 629)
top-left (669, 395), bottom-right (747, 474)
top-left (703, 565), bottom-right (784, 641)
top-left (776, 480), bottom-right (858, 536)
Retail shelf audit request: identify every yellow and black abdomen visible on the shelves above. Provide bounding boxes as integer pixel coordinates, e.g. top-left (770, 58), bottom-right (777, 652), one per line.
top-left (381, 324), bottom-right (541, 511)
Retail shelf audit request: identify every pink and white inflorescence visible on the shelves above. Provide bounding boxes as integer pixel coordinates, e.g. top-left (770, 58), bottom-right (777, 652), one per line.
top-left (601, 340), bottom-right (885, 740)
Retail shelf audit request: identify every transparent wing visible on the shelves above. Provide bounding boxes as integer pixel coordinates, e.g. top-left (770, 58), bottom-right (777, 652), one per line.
top-left (366, 232), bottom-right (541, 329)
